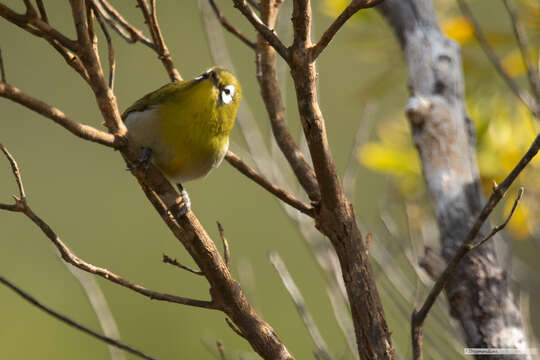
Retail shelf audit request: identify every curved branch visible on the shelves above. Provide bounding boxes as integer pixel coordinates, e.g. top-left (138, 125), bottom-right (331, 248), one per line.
top-left (0, 83), bottom-right (118, 147)
top-left (0, 4), bottom-right (78, 52)
top-left (310, 0), bottom-right (384, 61)
top-left (208, 0), bottom-right (256, 49)
top-left (231, 0), bottom-right (290, 61)
top-left (136, 0), bottom-right (181, 82)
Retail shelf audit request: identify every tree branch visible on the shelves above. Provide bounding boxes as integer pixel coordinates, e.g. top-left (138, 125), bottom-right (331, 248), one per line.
top-left (136, 0), bottom-right (181, 82)
top-left (256, 0), bottom-right (321, 203)
top-left (231, 0), bottom-right (290, 61)
top-left (91, 0), bottom-right (154, 49)
top-left (162, 253), bottom-right (204, 276)
top-left (501, 0), bottom-right (540, 104)
top-left (456, 0), bottom-right (539, 115)
top-left (310, 0), bottom-right (384, 61)
top-left (0, 145), bottom-right (216, 309)
top-left (225, 151), bottom-right (314, 217)
top-left (217, 222), bottom-right (231, 269)
top-left (208, 0), bottom-right (256, 49)
top-left (95, 6), bottom-right (116, 90)
top-left (0, 3), bottom-right (79, 52)
top-left (0, 83), bottom-right (118, 147)
top-left (0, 276), bottom-right (159, 360)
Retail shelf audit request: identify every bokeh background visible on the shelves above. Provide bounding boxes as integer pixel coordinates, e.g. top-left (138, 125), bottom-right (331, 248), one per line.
top-left (1, 1), bottom-right (539, 359)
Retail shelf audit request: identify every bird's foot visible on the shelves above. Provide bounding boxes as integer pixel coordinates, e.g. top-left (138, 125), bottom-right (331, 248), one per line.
top-left (126, 147), bottom-right (153, 171)
top-left (175, 184), bottom-right (191, 218)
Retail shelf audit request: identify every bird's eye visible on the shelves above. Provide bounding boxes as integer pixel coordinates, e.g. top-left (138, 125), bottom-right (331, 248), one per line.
top-left (221, 85), bottom-right (235, 104)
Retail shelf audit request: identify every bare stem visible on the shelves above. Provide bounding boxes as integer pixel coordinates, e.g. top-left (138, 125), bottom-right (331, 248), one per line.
top-left (208, 0), bottom-right (256, 49)
top-left (310, 0), bottom-right (384, 61)
top-left (225, 151), bottom-right (314, 216)
top-left (0, 276), bottom-right (159, 360)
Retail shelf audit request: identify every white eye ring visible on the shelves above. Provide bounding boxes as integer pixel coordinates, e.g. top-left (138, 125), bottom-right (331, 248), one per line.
top-left (221, 85), bottom-right (235, 104)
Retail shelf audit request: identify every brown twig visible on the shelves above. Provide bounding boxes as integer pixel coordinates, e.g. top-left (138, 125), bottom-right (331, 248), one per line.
top-left (2, 281), bottom-right (140, 360)
top-left (502, 0), bottom-right (540, 103)
top-left (136, 0), bottom-right (181, 82)
top-left (256, 0), bottom-right (321, 203)
top-left (0, 145), bottom-right (215, 309)
top-left (310, 0), bottom-right (384, 61)
top-left (457, 0), bottom-right (538, 115)
top-left (36, 0), bottom-right (48, 22)
top-left (269, 252), bottom-right (332, 360)
top-left (162, 254), bottom-right (204, 276)
top-left (0, 4), bottom-right (78, 52)
top-left (95, 6), bottom-right (116, 90)
top-left (217, 222), bottom-right (231, 269)
top-left (208, 0), bottom-right (256, 49)
top-left (0, 83), bottom-right (118, 147)
top-left (225, 317), bottom-right (245, 339)
top-left (411, 133), bottom-right (540, 359)
top-left (225, 151), bottom-right (314, 216)
top-left (91, 0), bottom-right (154, 49)
top-left (0, 48), bottom-right (6, 83)
top-left (0, 276), bottom-right (159, 360)
top-left (0, 144), bottom-right (25, 200)
top-left (231, 0), bottom-right (290, 61)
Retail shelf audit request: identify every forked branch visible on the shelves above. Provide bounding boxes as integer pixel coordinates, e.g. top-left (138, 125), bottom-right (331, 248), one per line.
top-left (0, 145), bottom-right (216, 310)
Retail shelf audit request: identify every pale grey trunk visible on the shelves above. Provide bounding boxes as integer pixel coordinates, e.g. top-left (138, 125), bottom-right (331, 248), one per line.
top-left (379, 0), bottom-right (529, 358)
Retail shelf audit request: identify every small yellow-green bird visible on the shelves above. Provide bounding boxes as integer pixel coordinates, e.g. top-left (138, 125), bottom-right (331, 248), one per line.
top-left (122, 67), bottom-right (242, 216)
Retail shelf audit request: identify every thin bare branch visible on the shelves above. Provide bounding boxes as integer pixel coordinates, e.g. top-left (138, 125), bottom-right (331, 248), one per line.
top-left (411, 133), bottom-right (540, 359)
top-left (470, 187), bottom-right (524, 251)
top-left (225, 317), bottom-right (246, 339)
top-left (0, 4), bottom-right (79, 52)
top-left (502, 0), bottom-right (540, 103)
top-left (310, 0), bottom-right (384, 61)
top-left (270, 252), bottom-right (332, 360)
top-left (91, 0), bottom-right (154, 49)
top-left (0, 83), bottom-right (118, 147)
top-left (256, 0), bottom-right (321, 203)
top-left (0, 144), bottom-right (25, 199)
top-left (95, 6), bottom-right (116, 90)
top-left (231, 0), bottom-right (290, 61)
top-left (36, 0), bottom-right (48, 22)
top-left (208, 0), bottom-right (256, 49)
top-left (162, 254), bottom-right (204, 276)
top-left (216, 222), bottom-right (231, 269)
top-left (0, 276), bottom-right (159, 360)
top-left (225, 151), bottom-right (314, 216)
top-left (0, 48), bottom-right (6, 83)
top-left (457, 0), bottom-right (539, 115)
top-left (136, 0), bottom-right (181, 82)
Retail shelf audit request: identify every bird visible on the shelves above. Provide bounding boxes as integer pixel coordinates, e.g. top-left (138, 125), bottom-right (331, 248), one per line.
top-left (122, 67), bottom-right (242, 216)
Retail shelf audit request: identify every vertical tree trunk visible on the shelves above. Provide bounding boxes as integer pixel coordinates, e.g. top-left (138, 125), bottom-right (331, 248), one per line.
top-left (379, 0), bottom-right (529, 358)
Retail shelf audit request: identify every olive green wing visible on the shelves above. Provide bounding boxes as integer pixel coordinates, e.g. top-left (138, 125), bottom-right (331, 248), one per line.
top-left (121, 80), bottom-right (196, 120)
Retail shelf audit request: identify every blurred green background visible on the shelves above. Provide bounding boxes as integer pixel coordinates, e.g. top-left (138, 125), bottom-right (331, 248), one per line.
top-left (1, 1), bottom-right (539, 359)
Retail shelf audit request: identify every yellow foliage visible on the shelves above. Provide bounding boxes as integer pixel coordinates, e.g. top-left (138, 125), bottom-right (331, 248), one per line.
top-left (322, 0), bottom-right (349, 17)
top-left (442, 16), bottom-right (475, 44)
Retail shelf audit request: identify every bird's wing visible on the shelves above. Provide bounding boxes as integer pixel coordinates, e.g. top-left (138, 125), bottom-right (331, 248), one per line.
top-left (121, 80), bottom-right (196, 120)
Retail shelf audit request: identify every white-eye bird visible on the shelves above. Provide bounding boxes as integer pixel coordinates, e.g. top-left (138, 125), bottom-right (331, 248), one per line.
top-left (123, 67), bottom-right (242, 216)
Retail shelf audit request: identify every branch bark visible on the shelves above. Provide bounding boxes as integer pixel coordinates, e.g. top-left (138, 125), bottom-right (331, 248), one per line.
top-left (380, 0), bottom-right (530, 358)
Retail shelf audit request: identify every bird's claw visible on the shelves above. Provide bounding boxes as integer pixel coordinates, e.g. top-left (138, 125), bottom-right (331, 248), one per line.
top-left (175, 189), bottom-right (191, 218)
